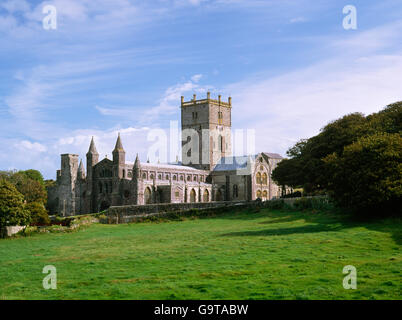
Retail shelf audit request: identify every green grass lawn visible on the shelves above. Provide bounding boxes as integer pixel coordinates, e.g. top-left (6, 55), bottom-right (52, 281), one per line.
top-left (0, 208), bottom-right (401, 300)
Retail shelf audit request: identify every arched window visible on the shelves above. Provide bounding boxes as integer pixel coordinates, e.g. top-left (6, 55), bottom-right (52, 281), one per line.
top-left (218, 135), bottom-right (224, 152)
top-left (142, 172), bottom-right (146, 179)
top-left (262, 190), bottom-right (268, 199)
top-left (193, 176), bottom-right (197, 182)
top-left (256, 190), bottom-right (262, 198)
top-left (256, 172), bottom-right (261, 184)
top-left (144, 187), bottom-right (152, 204)
top-left (190, 189), bottom-right (196, 203)
top-left (166, 174), bottom-right (169, 180)
top-left (180, 175), bottom-right (184, 181)
top-left (187, 176), bottom-right (191, 181)
top-left (262, 173), bottom-right (267, 185)
top-left (173, 175), bottom-right (177, 181)
top-left (203, 189), bottom-right (210, 202)
top-left (233, 184), bottom-right (238, 198)
top-left (150, 174), bottom-right (154, 180)
top-left (158, 174), bottom-right (162, 180)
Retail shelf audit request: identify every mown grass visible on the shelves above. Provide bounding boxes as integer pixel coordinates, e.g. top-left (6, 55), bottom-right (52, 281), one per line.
top-left (0, 208), bottom-right (401, 300)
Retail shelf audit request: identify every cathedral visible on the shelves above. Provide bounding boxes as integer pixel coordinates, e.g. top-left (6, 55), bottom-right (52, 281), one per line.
top-left (47, 94), bottom-right (283, 216)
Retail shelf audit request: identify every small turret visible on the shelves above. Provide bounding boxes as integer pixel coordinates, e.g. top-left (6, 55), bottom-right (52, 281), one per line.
top-left (78, 159), bottom-right (85, 180)
top-left (87, 136), bottom-right (98, 154)
top-left (113, 132), bottom-right (124, 153)
top-left (133, 153), bottom-right (140, 179)
top-left (86, 136), bottom-right (99, 182)
top-left (134, 153), bottom-right (140, 169)
top-left (112, 133), bottom-right (126, 178)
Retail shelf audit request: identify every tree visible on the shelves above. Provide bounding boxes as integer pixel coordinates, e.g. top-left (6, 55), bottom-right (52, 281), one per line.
top-left (26, 202), bottom-right (50, 225)
top-left (365, 102), bottom-right (402, 135)
top-left (15, 178), bottom-right (47, 205)
top-left (0, 180), bottom-right (30, 235)
top-left (10, 172), bottom-right (47, 205)
top-left (271, 103), bottom-right (402, 196)
top-left (22, 170), bottom-right (45, 186)
top-left (324, 132), bottom-right (402, 216)
top-left (271, 158), bottom-right (304, 189)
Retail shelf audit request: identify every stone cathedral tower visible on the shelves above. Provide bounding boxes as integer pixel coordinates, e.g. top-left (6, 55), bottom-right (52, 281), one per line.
top-left (181, 92), bottom-right (232, 170)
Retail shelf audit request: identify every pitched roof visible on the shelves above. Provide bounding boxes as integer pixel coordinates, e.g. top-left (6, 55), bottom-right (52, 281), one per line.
top-left (262, 152), bottom-right (283, 159)
top-left (140, 162), bottom-right (208, 173)
top-left (213, 152), bottom-right (283, 172)
top-left (213, 155), bottom-right (258, 171)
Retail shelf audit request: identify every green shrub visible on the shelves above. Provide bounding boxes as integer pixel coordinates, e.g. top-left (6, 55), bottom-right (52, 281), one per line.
top-left (26, 202), bottom-right (50, 225)
top-left (0, 180), bottom-right (30, 236)
top-left (264, 199), bottom-right (285, 210)
top-left (293, 197), bottom-right (334, 211)
top-left (324, 132), bottom-right (402, 216)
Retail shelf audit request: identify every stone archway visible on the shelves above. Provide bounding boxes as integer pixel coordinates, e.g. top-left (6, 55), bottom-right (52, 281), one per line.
top-left (203, 189), bottom-right (209, 202)
top-left (144, 187), bottom-right (152, 204)
top-left (190, 189), bottom-right (196, 203)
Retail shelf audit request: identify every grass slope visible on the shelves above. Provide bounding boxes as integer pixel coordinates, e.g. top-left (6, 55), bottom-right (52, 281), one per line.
top-left (0, 208), bottom-right (401, 300)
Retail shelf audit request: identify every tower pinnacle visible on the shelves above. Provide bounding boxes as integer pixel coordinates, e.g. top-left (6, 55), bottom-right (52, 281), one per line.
top-left (87, 136), bottom-right (98, 155)
top-left (113, 132), bottom-right (124, 152)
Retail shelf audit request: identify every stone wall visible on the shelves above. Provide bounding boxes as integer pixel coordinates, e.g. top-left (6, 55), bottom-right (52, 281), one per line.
top-left (105, 200), bottom-right (249, 224)
top-left (0, 225), bottom-right (26, 237)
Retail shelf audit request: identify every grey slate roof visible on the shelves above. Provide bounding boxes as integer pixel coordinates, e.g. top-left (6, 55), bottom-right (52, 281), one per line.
top-left (213, 155), bottom-right (258, 172)
top-left (262, 152), bottom-right (283, 159)
top-left (213, 152), bottom-right (283, 172)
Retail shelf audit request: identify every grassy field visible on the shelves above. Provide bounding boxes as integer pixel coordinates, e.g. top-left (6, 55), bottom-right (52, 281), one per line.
top-left (0, 208), bottom-right (401, 300)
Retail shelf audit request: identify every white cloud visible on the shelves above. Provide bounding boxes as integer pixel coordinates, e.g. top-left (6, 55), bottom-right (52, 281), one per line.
top-left (16, 140), bottom-right (47, 152)
top-left (1, 0), bottom-right (30, 13)
top-left (289, 17), bottom-right (307, 24)
top-left (96, 74), bottom-right (212, 124)
top-left (226, 53), bottom-right (402, 157)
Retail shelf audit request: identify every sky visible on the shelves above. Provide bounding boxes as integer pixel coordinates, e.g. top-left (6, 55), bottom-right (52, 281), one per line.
top-left (0, 0), bottom-right (402, 179)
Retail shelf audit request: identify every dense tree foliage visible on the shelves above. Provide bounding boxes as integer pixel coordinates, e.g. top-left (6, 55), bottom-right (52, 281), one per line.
top-left (22, 169), bottom-right (45, 186)
top-left (3, 170), bottom-right (47, 205)
top-left (272, 101), bottom-right (402, 215)
top-left (0, 170), bottom-right (50, 229)
top-left (0, 180), bottom-right (30, 232)
top-left (26, 202), bottom-right (50, 225)
top-left (324, 133), bottom-right (402, 215)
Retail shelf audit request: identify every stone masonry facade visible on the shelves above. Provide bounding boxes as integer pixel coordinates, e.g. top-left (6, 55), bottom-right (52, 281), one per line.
top-left (48, 94), bottom-right (284, 216)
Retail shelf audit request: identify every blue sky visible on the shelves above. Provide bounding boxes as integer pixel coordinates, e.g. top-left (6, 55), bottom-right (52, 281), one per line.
top-left (1, 0), bottom-right (402, 179)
